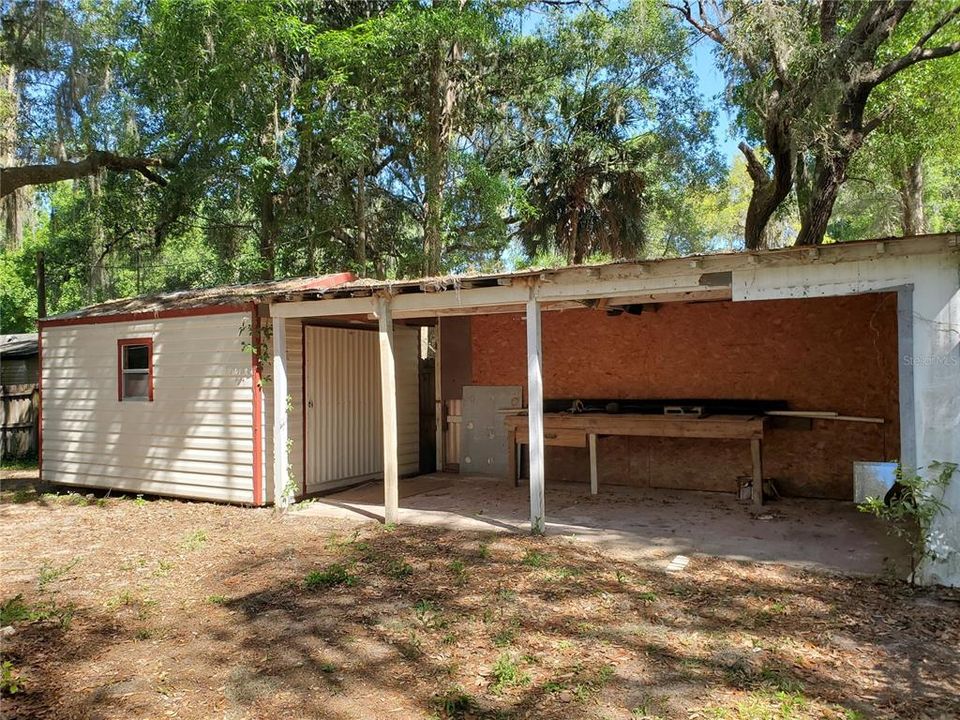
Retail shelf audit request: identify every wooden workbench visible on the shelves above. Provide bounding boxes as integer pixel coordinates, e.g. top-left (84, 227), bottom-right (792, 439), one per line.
top-left (505, 412), bottom-right (768, 505)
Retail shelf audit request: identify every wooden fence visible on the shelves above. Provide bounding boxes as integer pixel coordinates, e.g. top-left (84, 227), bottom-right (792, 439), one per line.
top-left (1, 383), bottom-right (39, 460)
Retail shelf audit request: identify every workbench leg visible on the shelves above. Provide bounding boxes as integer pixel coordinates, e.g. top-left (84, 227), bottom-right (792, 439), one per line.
top-left (589, 433), bottom-right (598, 495)
top-left (507, 429), bottom-right (517, 486)
top-left (751, 438), bottom-right (763, 507)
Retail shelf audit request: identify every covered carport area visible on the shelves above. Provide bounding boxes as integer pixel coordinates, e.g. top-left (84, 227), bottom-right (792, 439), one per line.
top-left (265, 233), bottom-right (960, 584)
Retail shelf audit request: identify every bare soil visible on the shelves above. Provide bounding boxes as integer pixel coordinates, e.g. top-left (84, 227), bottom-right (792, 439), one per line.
top-left (1, 481), bottom-right (958, 720)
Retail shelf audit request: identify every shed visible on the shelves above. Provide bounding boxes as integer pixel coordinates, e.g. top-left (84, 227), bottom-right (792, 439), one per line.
top-left (38, 233), bottom-right (960, 585)
top-left (1, 333), bottom-right (39, 385)
top-left (1, 333), bottom-right (40, 459)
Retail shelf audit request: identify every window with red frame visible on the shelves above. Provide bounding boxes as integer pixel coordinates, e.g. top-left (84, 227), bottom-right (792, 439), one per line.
top-left (118, 339), bottom-right (153, 401)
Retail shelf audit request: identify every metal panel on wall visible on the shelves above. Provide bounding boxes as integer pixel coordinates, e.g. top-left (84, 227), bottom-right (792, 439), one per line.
top-left (304, 326), bottom-right (419, 493)
top-left (460, 385), bottom-right (522, 476)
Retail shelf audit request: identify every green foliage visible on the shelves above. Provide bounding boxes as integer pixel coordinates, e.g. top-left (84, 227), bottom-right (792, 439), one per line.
top-left (180, 530), bottom-right (208, 551)
top-left (0, 595), bottom-right (30, 625)
top-left (521, 550), bottom-right (549, 568)
top-left (489, 653), bottom-right (530, 694)
top-left (385, 559), bottom-right (413, 581)
top-left (304, 564), bottom-right (357, 590)
top-left (858, 462), bottom-right (958, 585)
top-left (1, 661), bottom-right (25, 695)
top-left (430, 686), bottom-right (476, 718)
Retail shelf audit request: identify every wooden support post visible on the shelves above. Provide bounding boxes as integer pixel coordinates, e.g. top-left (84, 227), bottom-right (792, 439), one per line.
top-left (589, 433), bottom-right (598, 495)
top-left (751, 438), bottom-right (764, 506)
top-left (434, 321), bottom-right (444, 472)
top-left (526, 297), bottom-right (545, 533)
top-left (378, 296), bottom-right (399, 525)
top-left (272, 316), bottom-right (290, 509)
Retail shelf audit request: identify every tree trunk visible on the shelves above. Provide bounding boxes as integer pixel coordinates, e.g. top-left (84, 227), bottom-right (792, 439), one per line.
top-left (422, 8), bottom-right (462, 277)
top-left (259, 191), bottom-right (277, 281)
top-left (355, 167), bottom-right (367, 271)
top-left (898, 157), bottom-right (926, 236)
top-left (795, 157), bottom-right (846, 246)
top-left (740, 112), bottom-right (795, 250)
top-left (423, 48), bottom-right (448, 277)
top-left (1, 62), bottom-right (25, 249)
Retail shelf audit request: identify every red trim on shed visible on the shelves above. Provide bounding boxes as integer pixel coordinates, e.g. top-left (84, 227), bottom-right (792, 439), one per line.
top-left (40, 303), bottom-right (250, 328)
top-left (251, 305), bottom-right (264, 506)
top-left (301, 321), bottom-right (307, 497)
top-left (117, 338), bottom-right (155, 402)
top-left (37, 328), bottom-right (43, 482)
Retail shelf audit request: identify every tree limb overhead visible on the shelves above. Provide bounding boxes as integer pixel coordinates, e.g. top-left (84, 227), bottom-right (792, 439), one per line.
top-left (0, 151), bottom-right (174, 198)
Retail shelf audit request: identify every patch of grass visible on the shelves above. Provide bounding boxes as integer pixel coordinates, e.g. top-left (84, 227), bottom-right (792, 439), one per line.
top-left (1, 660), bottom-right (26, 695)
top-left (431, 686), bottom-right (475, 719)
top-left (732, 689), bottom-right (809, 719)
top-left (386, 559), bottom-right (413, 580)
top-left (477, 541), bottom-right (491, 559)
top-left (153, 559), bottom-right (174, 577)
top-left (10, 488), bottom-right (35, 504)
top-left (637, 591), bottom-right (658, 605)
top-left (134, 628), bottom-right (154, 641)
top-left (497, 587), bottom-right (517, 603)
top-left (521, 550), bottom-right (549, 568)
top-left (449, 559), bottom-right (468, 584)
top-left (180, 530), bottom-right (208, 551)
top-left (0, 595), bottom-right (31, 625)
top-left (572, 663), bottom-right (615, 700)
top-left (492, 627), bottom-right (516, 648)
top-left (758, 668), bottom-right (804, 695)
top-left (1, 457), bottom-right (38, 472)
top-left (414, 599), bottom-right (447, 629)
top-left (545, 566), bottom-right (580, 582)
top-left (133, 494), bottom-right (147, 508)
top-left (105, 590), bottom-right (137, 609)
top-left (490, 653), bottom-right (530, 694)
top-left (318, 661), bottom-right (337, 673)
top-left (398, 631), bottom-right (423, 659)
top-left (304, 564), bottom-right (357, 590)
top-left (207, 595), bottom-right (228, 605)
top-left (37, 557), bottom-right (81, 591)
top-left (630, 692), bottom-right (666, 718)
top-left (5, 596), bottom-right (76, 628)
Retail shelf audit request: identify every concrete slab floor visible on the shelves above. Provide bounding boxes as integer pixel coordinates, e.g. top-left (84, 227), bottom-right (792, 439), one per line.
top-left (294, 473), bottom-right (909, 577)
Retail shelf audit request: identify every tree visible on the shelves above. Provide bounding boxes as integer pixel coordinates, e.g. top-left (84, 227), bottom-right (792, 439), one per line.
top-left (672, 0), bottom-right (960, 248)
top-left (513, 0), bottom-right (719, 264)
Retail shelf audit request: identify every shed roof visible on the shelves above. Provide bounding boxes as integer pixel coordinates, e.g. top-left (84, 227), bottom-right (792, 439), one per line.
top-left (0, 333), bottom-right (39, 358)
top-left (39, 232), bottom-right (959, 323)
top-left (41, 273), bottom-right (356, 322)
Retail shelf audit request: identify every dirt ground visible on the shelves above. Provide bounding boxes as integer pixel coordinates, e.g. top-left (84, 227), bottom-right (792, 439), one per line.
top-left (1, 481), bottom-right (958, 720)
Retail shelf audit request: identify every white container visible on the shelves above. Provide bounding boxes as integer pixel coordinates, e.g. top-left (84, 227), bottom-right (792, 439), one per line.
top-left (853, 461), bottom-right (898, 503)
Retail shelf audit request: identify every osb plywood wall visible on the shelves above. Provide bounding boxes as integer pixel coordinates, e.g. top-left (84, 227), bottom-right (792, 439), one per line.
top-left (470, 293), bottom-right (900, 499)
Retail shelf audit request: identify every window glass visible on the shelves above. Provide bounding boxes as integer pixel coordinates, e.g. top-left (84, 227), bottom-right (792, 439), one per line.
top-left (123, 373), bottom-right (149, 399)
top-left (124, 345), bottom-right (149, 370)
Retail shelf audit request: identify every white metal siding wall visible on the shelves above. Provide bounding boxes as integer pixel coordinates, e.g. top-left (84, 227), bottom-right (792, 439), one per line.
top-left (303, 326), bottom-right (419, 492)
top-left (41, 312), bottom-right (255, 503)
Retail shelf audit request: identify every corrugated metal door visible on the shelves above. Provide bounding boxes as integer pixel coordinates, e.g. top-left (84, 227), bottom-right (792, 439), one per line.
top-left (304, 326), bottom-right (419, 493)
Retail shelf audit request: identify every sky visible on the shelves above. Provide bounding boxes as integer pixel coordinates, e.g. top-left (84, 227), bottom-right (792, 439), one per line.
top-left (690, 40), bottom-right (742, 166)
